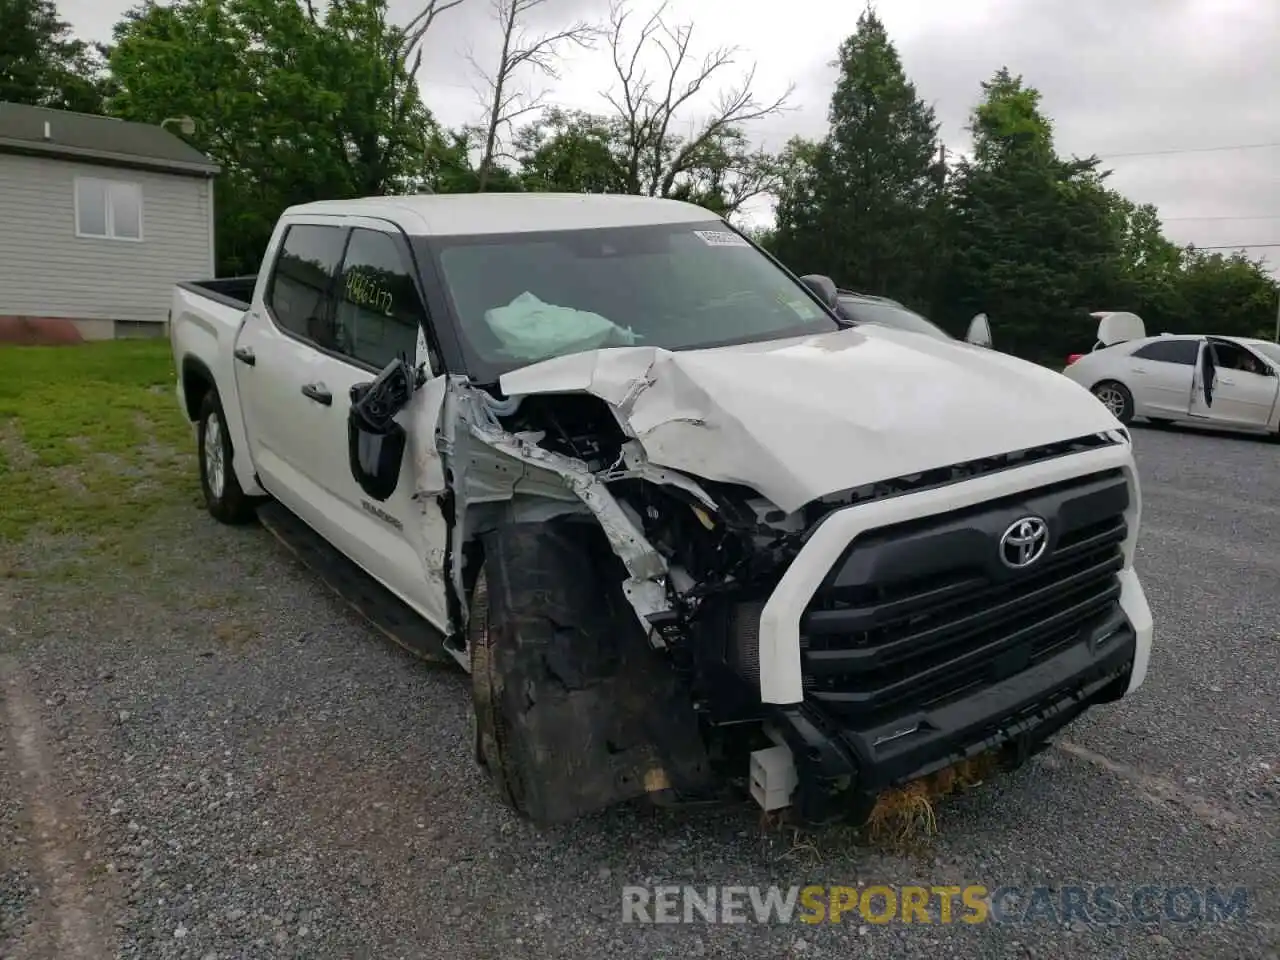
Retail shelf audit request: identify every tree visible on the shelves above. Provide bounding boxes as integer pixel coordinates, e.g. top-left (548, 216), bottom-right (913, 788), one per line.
top-left (1172, 249), bottom-right (1279, 339)
top-left (0, 0), bottom-right (108, 112)
top-left (427, 125), bottom-right (527, 192)
top-left (661, 125), bottom-right (781, 217)
top-left (770, 8), bottom-right (942, 304)
top-left (513, 107), bottom-right (627, 192)
top-left (769, 136), bottom-right (822, 260)
top-left (940, 68), bottom-right (1123, 361)
top-left (602, 0), bottom-right (790, 205)
top-left (108, 0), bottom-right (459, 273)
top-left (1093, 195), bottom-right (1185, 321)
top-left (469, 0), bottom-right (597, 190)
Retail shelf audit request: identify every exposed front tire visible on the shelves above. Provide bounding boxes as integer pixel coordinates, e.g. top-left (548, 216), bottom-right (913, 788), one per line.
top-left (468, 565), bottom-right (525, 813)
top-left (467, 521), bottom-right (712, 825)
top-left (197, 390), bottom-right (256, 525)
top-left (1092, 380), bottom-right (1135, 425)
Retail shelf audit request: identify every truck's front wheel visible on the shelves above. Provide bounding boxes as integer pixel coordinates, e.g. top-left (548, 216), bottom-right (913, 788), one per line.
top-left (467, 566), bottom-right (525, 814)
top-left (197, 390), bottom-right (256, 525)
top-left (466, 521), bottom-right (713, 825)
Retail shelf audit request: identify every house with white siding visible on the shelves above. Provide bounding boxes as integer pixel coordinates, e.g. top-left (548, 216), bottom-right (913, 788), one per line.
top-left (0, 102), bottom-right (220, 342)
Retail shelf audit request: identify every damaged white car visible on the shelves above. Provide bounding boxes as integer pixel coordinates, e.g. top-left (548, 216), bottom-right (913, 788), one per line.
top-left (170, 194), bottom-right (1154, 826)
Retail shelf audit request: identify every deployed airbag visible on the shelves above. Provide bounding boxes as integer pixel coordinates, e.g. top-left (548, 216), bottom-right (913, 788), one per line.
top-left (485, 292), bottom-right (639, 360)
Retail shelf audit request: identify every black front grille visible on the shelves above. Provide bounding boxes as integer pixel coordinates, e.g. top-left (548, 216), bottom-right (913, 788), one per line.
top-left (800, 469), bottom-right (1130, 730)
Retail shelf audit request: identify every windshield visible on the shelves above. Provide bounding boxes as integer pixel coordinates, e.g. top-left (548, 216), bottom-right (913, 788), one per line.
top-left (836, 297), bottom-right (952, 341)
top-left (422, 221), bottom-right (840, 382)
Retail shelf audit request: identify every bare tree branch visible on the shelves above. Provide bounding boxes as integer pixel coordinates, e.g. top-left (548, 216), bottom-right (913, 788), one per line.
top-left (474, 0), bottom-right (600, 189)
top-left (601, 0), bottom-right (791, 199)
top-left (402, 0), bottom-right (471, 66)
top-left (659, 67), bottom-right (793, 198)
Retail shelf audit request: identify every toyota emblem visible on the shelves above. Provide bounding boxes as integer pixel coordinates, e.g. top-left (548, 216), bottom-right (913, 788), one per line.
top-left (999, 516), bottom-right (1049, 569)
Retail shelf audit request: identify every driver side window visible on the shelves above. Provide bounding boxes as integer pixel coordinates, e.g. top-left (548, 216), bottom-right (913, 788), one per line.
top-left (333, 228), bottom-right (429, 370)
top-left (1210, 342), bottom-right (1265, 375)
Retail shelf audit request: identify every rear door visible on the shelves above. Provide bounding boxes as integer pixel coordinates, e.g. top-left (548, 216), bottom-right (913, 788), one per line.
top-left (1124, 337), bottom-right (1200, 417)
top-left (234, 218), bottom-right (349, 523)
top-left (293, 219), bottom-right (451, 629)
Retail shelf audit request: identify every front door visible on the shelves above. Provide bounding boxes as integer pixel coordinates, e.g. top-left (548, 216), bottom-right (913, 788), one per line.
top-left (1200, 339), bottom-right (1280, 428)
top-left (1188, 339), bottom-right (1215, 420)
top-left (299, 221), bottom-right (451, 631)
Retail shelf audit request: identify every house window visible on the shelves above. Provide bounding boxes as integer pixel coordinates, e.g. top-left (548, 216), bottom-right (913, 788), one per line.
top-left (74, 177), bottom-right (143, 240)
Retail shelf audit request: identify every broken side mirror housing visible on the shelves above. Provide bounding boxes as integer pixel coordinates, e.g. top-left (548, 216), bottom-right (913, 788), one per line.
top-left (347, 357), bottom-right (416, 502)
top-left (965, 313), bottom-right (993, 348)
top-left (798, 274), bottom-right (838, 309)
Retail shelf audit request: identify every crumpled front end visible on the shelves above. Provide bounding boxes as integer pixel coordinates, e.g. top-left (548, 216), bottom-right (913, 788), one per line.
top-left (439, 336), bottom-right (1150, 823)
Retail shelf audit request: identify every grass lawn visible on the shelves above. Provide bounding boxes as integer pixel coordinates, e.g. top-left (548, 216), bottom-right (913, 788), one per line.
top-left (0, 340), bottom-right (198, 548)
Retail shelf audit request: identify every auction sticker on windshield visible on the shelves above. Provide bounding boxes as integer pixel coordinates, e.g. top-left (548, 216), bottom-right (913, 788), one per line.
top-left (693, 230), bottom-right (751, 248)
top-left (779, 295), bottom-right (819, 319)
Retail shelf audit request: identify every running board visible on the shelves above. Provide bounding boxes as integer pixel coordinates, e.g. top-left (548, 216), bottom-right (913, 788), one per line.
top-left (256, 501), bottom-right (459, 668)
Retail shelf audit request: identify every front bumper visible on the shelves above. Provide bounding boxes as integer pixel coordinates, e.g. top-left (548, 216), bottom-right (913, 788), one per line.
top-left (772, 572), bottom-right (1150, 823)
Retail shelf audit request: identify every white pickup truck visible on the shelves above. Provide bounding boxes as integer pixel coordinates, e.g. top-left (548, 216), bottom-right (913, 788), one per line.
top-left (169, 193), bottom-right (1154, 826)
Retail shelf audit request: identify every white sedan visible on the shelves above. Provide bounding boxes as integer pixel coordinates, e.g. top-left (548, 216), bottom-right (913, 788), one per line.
top-left (1062, 330), bottom-right (1280, 436)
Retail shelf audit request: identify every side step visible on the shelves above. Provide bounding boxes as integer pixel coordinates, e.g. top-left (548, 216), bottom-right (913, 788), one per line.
top-left (256, 502), bottom-right (456, 667)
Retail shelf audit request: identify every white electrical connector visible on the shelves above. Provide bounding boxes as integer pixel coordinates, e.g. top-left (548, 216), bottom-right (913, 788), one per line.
top-left (749, 744), bottom-right (798, 811)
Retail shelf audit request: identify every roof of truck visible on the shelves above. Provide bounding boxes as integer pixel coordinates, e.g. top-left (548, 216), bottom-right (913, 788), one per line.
top-left (284, 192), bottom-right (721, 236)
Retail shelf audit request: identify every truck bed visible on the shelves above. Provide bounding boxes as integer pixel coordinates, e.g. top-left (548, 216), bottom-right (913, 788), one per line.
top-left (177, 276), bottom-right (257, 312)
top-left (170, 275), bottom-right (260, 498)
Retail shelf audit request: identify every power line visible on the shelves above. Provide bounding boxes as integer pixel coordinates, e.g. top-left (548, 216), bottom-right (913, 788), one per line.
top-left (1162, 214), bottom-right (1280, 222)
top-left (1096, 141), bottom-right (1280, 159)
top-left (1191, 242), bottom-right (1280, 250)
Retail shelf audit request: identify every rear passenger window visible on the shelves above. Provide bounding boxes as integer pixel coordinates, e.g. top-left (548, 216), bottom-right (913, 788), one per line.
top-left (333, 228), bottom-right (425, 368)
top-left (266, 225), bottom-right (347, 341)
top-left (1133, 339), bottom-right (1198, 365)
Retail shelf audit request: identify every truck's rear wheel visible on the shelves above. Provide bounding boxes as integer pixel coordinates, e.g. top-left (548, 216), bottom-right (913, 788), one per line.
top-left (466, 521), bottom-right (712, 824)
top-left (197, 390), bottom-right (256, 525)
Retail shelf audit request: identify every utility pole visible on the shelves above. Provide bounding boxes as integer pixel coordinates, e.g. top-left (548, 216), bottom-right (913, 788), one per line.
top-left (1274, 287), bottom-right (1279, 343)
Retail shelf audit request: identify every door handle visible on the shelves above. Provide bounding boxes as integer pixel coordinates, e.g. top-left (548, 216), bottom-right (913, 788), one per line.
top-left (301, 382), bottom-right (332, 406)
top-left (234, 346), bottom-right (256, 366)
top-left (1218, 375), bottom-right (1235, 386)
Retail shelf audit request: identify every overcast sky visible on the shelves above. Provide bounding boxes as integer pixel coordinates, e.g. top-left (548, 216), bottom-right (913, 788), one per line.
top-left (62, 0), bottom-right (1280, 273)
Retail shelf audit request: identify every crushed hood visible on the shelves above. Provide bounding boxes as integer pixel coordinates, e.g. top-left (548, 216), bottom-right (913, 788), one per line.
top-left (498, 325), bottom-right (1122, 514)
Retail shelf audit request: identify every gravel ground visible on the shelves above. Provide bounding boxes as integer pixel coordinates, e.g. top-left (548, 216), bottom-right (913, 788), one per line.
top-left (1, 423), bottom-right (1277, 959)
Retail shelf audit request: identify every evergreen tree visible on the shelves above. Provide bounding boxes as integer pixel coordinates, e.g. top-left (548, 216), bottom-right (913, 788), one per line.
top-left (941, 68), bottom-right (1122, 361)
top-left (772, 7), bottom-right (942, 305)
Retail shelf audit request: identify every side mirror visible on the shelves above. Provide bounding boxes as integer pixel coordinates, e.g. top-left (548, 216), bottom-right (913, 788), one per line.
top-left (965, 313), bottom-right (993, 348)
top-left (798, 274), bottom-right (838, 309)
top-left (347, 357), bottom-right (416, 502)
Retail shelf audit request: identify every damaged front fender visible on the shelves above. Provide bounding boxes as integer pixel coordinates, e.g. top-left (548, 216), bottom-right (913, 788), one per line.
top-left (439, 377), bottom-right (724, 649)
